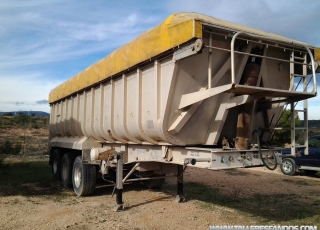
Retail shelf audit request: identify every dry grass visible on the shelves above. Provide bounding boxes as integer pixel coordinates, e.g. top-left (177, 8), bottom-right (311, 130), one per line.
top-left (0, 116), bottom-right (49, 156)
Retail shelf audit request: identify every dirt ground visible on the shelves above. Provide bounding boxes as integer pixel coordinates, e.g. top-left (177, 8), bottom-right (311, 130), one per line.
top-left (1, 160), bottom-right (320, 230)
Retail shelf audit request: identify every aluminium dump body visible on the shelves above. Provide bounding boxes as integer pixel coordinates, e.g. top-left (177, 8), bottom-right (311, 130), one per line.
top-left (49, 12), bottom-right (318, 149)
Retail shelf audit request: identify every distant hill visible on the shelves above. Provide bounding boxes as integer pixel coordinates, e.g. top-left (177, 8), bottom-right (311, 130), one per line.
top-left (0, 111), bottom-right (50, 117)
top-left (300, 120), bottom-right (320, 129)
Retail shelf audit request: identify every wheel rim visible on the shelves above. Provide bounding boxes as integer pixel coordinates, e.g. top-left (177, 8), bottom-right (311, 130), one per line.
top-left (283, 161), bottom-right (293, 173)
top-left (74, 165), bottom-right (81, 188)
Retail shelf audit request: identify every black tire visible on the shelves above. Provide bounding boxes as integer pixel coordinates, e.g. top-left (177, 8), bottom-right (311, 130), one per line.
top-left (72, 156), bottom-right (96, 196)
top-left (280, 158), bottom-right (296, 176)
top-left (304, 170), bottom-right (317, 176)
top-left (52, 149), bottom-right (62, 180)
top-left (142, 174), bottom-right (166, 189)
top-left (61, 153), bottom-right (76, 188)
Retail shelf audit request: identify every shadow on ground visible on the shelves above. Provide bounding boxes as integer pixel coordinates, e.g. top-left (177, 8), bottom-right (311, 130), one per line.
top-left (0, 157), bottom-right (70, 197)
top-left (0, 157), bottom-right (155, 198)
top-left (1, 157), bottom-right (319, 223)
top-left (160, 180), bottom-right (320, 223)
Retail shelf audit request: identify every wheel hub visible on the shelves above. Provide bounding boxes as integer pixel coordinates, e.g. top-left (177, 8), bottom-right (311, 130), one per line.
top-left (74, 165), bottom-right (81, 188)
top-left (283, 162), bottom-right (292, 173)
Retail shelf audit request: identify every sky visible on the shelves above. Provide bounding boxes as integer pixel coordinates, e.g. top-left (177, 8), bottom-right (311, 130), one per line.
top-left (0, 0), bottom-right (320, 118)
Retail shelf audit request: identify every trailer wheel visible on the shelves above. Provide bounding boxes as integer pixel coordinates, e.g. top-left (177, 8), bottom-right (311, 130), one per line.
top-left (280, 158), bottom-right (296, 176)
top-left (72, 156), bottom-right (96, 196)
top-left (142, 174), bottom-right (166, 189)
top-left (52, 149), bottom-right (62, 180)
top-left (61, 153), bottom-right (76, 188)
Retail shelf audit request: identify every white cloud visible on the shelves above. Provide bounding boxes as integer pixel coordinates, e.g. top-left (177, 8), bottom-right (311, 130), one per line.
top-left (0, 4), bottom-right (158, 69)
top-left (164, 0), bottom-right (320, 46)
top-left (36, 100), bottom-right (48, 105)
top-left (0, 101), bottom-right (50, 113)
top-left (0, 72), bottom-right (60, 110)
top-left (0, 1), bottom-right (161, 113)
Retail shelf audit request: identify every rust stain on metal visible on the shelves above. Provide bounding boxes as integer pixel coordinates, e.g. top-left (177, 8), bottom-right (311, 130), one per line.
top-left (235, 58), bottom-right (260, 150)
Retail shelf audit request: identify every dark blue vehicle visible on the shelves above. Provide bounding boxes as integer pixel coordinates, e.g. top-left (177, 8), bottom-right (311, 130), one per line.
top-left (280, 135), bottom-right (320, 176)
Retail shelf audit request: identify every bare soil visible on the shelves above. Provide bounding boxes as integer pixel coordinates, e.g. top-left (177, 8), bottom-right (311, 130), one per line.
top-left (1, 157), bottom-right (320, 230)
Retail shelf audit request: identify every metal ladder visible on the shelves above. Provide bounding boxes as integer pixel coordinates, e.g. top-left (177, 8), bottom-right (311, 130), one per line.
top-left (289, 51), bottom-right (309, 156)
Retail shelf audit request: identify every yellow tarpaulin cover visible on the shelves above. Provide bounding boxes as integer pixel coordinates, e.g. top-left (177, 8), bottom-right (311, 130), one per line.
top-left (49, 12), bottom-right (313, 103)
top-left (315, 48), bottom-right (320, 61)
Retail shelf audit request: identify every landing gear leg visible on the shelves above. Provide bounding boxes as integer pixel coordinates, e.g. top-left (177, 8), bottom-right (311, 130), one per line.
top-left (175, 165), bottom-right (185, 203)
top-left (114, 152), bottom-right (124, 211)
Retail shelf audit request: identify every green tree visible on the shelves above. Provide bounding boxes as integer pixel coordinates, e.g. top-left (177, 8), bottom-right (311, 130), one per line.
top-left (271, 109), bottom-right (300, 147)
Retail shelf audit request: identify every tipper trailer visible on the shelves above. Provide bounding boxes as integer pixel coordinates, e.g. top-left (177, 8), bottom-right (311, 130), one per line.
top-left (48, 12), bottom-right (319, 210)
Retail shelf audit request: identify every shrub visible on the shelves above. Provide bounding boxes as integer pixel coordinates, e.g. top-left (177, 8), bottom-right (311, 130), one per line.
top-left (0, 116), bottom-right (15, 127)
top-left (13, 113), bottom-right (32, 125)
top-left (0, 140), bottom-right (22, 155)
top-left (31, 122), bottom-right (39, 129)
top-left (4, 112), bottom-right (13, 116)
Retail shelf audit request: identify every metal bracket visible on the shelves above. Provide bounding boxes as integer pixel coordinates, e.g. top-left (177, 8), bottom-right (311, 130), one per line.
top-left (114, 203), bottom-right (124, 212)
top-left (173, 39), bottom-right (203, 61)
top-left (184, 158), bottom-right (211, 166)
top-left (114, 151), bottom-right (124, 212)
top-left (179, 84), bottom-right (232, 109)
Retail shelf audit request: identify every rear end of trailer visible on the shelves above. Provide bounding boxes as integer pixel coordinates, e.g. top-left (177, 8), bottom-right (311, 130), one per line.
top-left (48, 12), bottom-right (319, 210)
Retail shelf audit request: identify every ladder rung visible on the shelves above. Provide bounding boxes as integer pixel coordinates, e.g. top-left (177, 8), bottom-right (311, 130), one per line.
top-left (295, 127), bottom-right (307, 130)
top-left (296, 145), bottom-right (307, 148)
top-left (294, 109), bottom-right (306, 112)
top-left (294, 74), bottom-right (306, 77)
top-left (294, 56), bottom-right (305, 61)
top-left (263, 127), bottom-right (306, 130)
top-left (261, 127), bottom-right (290, 130)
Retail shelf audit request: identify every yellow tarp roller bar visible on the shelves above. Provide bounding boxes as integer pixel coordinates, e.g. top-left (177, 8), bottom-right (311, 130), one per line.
top-left (49, 12), bottom-right (312, 103)
top-left (315, 48), bottom-right (320, 61)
